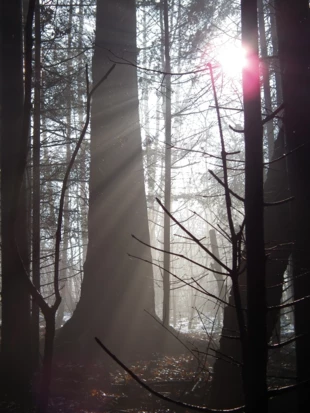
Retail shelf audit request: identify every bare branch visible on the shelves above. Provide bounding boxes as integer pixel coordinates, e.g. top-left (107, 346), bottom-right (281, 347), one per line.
top-left (268, 380), bottom-right (310, 398)
top-left (264, 143), bottom-right (305, 166)
top-left (268, 294), bottom-right (310, 310)
top-left (229, 104), bottom-right (284, 134)
top-left (209, 170), bottom-right (244, 203)
top-left (132, 234), bottom-right (229, 277)
top-left (268, 334), bottom-right (306, 349)
top-left (155, 198), bottom-right (231, 273)
top-left (264, 197), bottom-right (294, 207)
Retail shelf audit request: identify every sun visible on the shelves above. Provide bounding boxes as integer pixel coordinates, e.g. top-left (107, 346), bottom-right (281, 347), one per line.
top-left (216, 44), bottom-right (247, 77)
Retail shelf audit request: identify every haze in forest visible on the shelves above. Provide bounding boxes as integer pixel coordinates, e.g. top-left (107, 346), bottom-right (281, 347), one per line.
top-left (0, 1), bottom-right (310, 413)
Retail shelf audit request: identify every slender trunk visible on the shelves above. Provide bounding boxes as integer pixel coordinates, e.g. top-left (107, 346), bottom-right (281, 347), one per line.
top-left (77, 0), bottom-right (88, 270)
top-left (258, 0), bottom-right (274, 160)
top-left (209, 128), bottom-right (290, 409)
top-left (163, 0), bottom-right (172, 327)
top-left (242, 1), bottom-right (267, 411)
top-left (209, 229), bottom-right (226, 326)
top-left (32, 0), bottom-right (41, 372)
top-left (269, 0), bottom-right (283, 107)
top-left (38, 312), bottom-right (56, 413)
top-left (57, 0), bottom-right (74, 328)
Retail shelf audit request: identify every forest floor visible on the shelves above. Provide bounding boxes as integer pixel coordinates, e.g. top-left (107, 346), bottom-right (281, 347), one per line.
top-left (48, 329), bottom-right (297, 413)
top-left (49, 329), bottom-right (212, 413)
top-left (49, 352), bottom-right (210, 413)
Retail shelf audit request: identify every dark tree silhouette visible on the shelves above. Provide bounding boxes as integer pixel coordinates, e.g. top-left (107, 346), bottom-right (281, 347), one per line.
top-left (0, 0), bottom-right (32, 408)
top-left (276, 1), bottom-right (310, 411)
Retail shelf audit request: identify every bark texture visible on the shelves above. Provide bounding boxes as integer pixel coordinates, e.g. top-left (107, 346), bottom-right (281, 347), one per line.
top-left (0, 0), bottom-right (32, 407)
top-left (276, 1), bottom-right (310, 411)
top-left (56, 0), bottom-right (168, 362)
top-left (209, 130), bottom-right (291, 409)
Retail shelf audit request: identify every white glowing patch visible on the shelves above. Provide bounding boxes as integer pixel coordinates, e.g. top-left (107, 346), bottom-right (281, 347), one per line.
top-left (216, 44), bottom-right (247, 77)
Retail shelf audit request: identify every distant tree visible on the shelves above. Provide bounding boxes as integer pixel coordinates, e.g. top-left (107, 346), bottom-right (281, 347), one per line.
top-left (162, 0), bottom-right (172, 328)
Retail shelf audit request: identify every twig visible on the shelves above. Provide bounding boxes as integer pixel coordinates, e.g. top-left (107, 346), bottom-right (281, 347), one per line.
top-left (189, 210), bottom-right (232, 243)
top-left (209, 170), bottom-right (244, 203)
top-left (229, 103), bottom-right (284, 133)
top-left (155, 198), bottom-right (231, 273)
top-left (268, 334), bottom-right (306, 349)
top-left (268, 294), bottom-right (310, 310)
top-left (264, 143), bottom-right (304, 166)
top-left (128, 253), bottom-right (232, 305)
top-left (131, 235), bottom-right (229, 277)
top-left (264, 197), bottom-right (294, 207)
top-left (207, 63), bottom-right (236, 243)
top-left (268, 379), bottom-right (310, 398)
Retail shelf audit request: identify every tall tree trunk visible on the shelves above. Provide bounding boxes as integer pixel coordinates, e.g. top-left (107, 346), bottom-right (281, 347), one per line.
top-left (258, 0), bottom-right (274, 160)
top-left (56, 0), bottom-right (74, 330)
top-left (210, 2), bottom-right (290, 410)
top-left (77, 0), bottom-right (88, 270)
top-left (269, 0), bottom-right (283, 107)
top-left (209, 128), bottom-right (290, 409)
top-left (275, 1), bottom-right (310, 411)
top-left (163, 0), bottom-right (172, 328)
top-left (32, 0), bottom-right (41, 373)
top-left (0, 0), bottom-right (32, 408)
top-left (239, 2), bottom-right (268, 411)
top-left (56, 0), bottom-right (159, 362)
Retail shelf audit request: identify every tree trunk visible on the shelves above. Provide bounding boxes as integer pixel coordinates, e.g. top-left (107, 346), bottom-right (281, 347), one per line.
top-left (242, 0), bottom-right (267, 401)
top-left (275, 1), bottom-right (310, 411)
top-left (209, 229), bottom-right (227, 326)
top-left (163, 0), bottom-right (172, 328)
top-left (269, 0), bottom-right (283, 107)
top-left (38, 312), bottom-right (56, 413)
top-left (0, 0), bottom-right (32, 408)
top-left (258, 0), bottom-right (274, 160)
top-left (56, 0), bottom-right (160, 362)
top-left (209, 3), bottom-right (292, 409)
top-left (209, 128), bottom-right (291, 409)
top-left (32, 0), bottom-right (42, 373)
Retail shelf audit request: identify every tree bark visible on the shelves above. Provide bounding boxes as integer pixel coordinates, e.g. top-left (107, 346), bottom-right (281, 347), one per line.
top-left (209, 229), bottom-right (227, 326)
top-left (32, 0), bottom-right (42, 373)
top-left (209, 2), bottom-right (292, 410)
top-left (258, 0), bottom-right (274, 160)
top-left (209, 126), bottom-right (290, 410)
top-left (275, 1), bottom-right (310, 411)
top-left (56, 0), bottom-right (160, 362)
top-left (0, 0), bottom-right (32, 408)
top-left (163, 0), bottom-right (172, 328)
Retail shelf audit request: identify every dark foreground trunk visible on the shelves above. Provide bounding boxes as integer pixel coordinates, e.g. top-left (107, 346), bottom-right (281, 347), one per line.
top-left (209, 123), bottom-right (291, 410)
top-left (0, 0), bottom-right (32, 409)
top-left (276, 2), bottom-right (310, 411)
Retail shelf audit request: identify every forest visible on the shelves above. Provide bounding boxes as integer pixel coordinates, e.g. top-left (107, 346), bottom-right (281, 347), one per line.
top-left (0, 0), bottom-right (309, 412)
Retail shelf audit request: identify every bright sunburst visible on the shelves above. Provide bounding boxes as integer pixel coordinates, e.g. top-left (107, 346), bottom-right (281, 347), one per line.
top-left (216, 44), bottom-right (247, 77)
